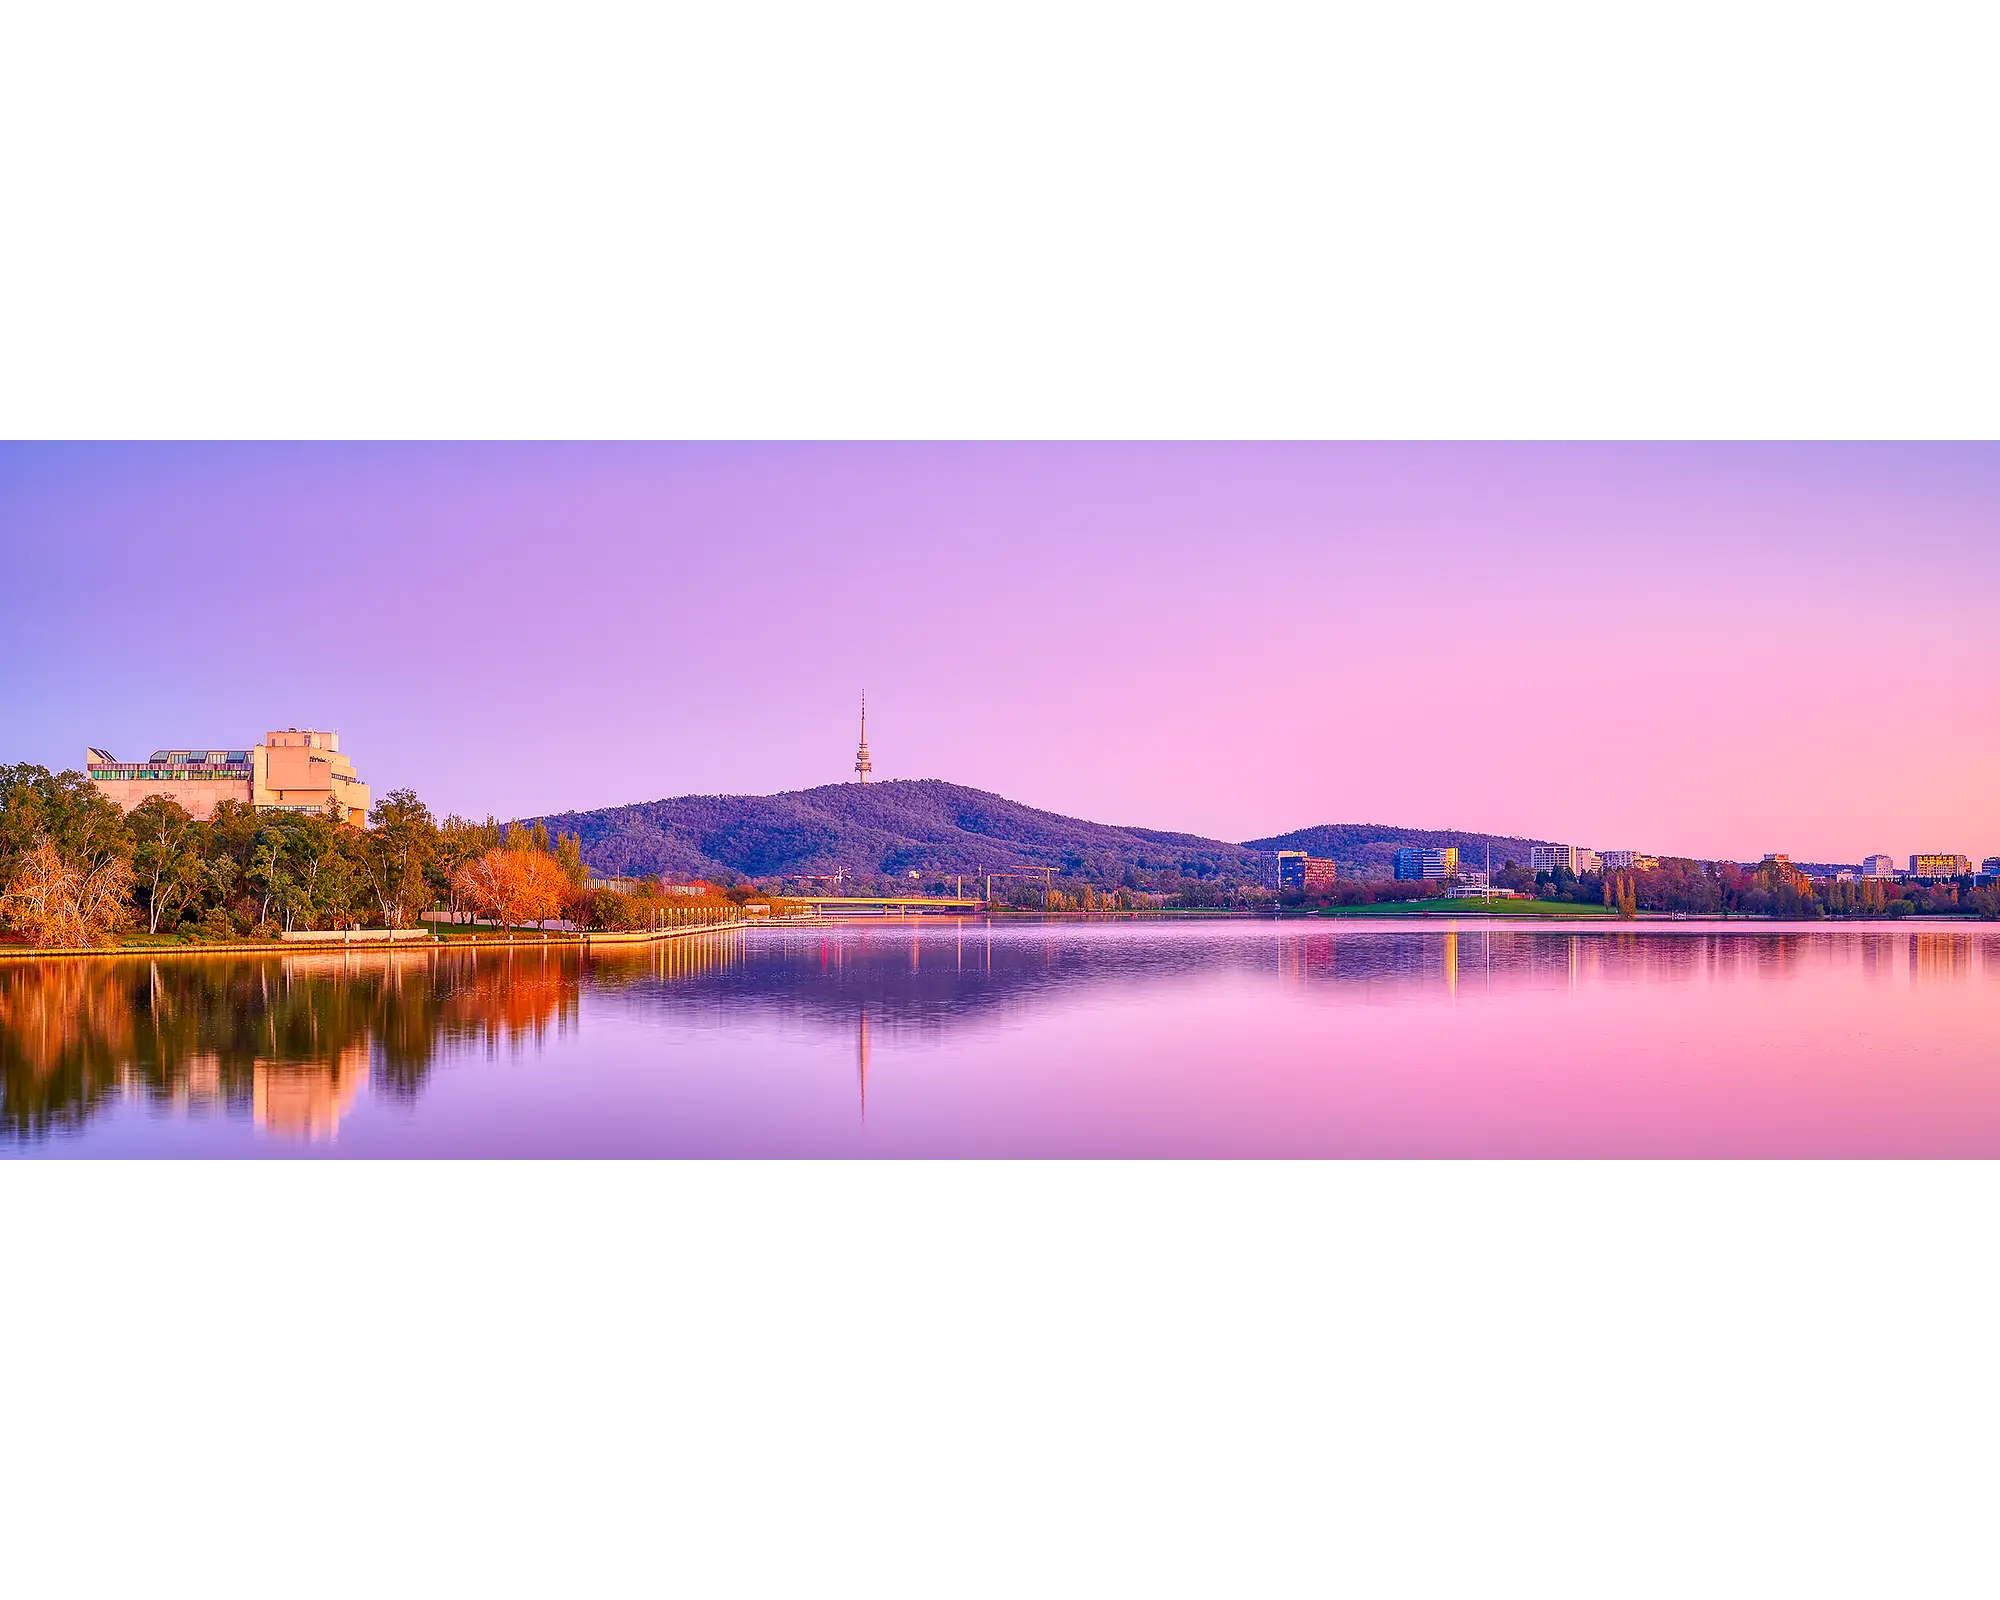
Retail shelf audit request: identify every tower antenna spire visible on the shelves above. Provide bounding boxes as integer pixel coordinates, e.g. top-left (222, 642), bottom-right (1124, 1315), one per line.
top-left (854, 692), bottom-right (872, 783)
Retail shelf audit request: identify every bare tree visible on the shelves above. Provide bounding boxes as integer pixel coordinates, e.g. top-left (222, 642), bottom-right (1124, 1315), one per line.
top-left (0, 838), bottom-right (135, 947)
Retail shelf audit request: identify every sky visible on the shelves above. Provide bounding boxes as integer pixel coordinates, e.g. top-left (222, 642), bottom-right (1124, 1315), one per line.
top-left (2, 442), bottom-right (1997, 863)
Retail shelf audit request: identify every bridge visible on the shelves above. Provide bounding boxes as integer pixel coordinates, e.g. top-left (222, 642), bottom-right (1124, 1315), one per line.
top-left (781, 895), bottom-right (984, 916)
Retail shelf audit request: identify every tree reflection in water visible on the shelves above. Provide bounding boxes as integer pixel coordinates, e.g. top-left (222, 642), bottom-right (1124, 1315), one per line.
top-left (0, 946), bottom-right (588, 1142)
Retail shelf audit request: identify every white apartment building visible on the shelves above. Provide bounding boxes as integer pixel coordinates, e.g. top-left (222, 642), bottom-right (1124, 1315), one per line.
top-left (1860, 854), bottom-right (1896, 879)
top-left (1530, 844), bottom-right (1577, 875)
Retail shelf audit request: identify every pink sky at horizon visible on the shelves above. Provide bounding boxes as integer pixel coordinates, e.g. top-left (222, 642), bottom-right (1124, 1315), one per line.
top-left (3, 442), bottom-right (1996, 864)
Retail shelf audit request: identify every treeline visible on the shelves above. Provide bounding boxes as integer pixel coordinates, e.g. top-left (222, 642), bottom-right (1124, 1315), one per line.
top-left (1490, 856), bottom-right (1998, 919)
top-left (0, 764), bottom-right (735, 949)
top-left (1245, 822), bottom-right (1550, 883)
top-left (1266, 855), bottom-right (2000, 919)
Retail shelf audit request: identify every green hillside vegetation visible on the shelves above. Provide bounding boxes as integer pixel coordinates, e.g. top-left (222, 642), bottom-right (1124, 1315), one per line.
top-left (525, 779), bottom-right (1273, 890)
top-left (1245, 822), bottom-right (1550, 881)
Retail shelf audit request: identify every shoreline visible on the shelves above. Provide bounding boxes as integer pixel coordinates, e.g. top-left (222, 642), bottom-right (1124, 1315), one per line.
top-left (0, 919), bottom-right (746, 963)
top-left (3, 908), bottom-right (1992, 963)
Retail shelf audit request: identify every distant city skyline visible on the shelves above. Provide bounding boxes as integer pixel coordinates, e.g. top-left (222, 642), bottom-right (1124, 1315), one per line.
top-left (4, 441), bottom-right (1998, 861)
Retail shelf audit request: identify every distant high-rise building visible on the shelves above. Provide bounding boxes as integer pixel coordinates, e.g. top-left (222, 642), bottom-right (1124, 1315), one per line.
top-left (854, 694), bottom-right (872, 783)
top-left (1979, 857), bottom-right (2000, 883)
top-left (1909, 853), bottom-right (1969, 880)
top-left (1860, 854), bottom-right (1896, 879)
top-left (1304, 857), bottom-right (1338, 894)
top-left (1530, 843), bottom-right (1577, 876)
top-left (1394, 846), bottom-right (1458, 881)
top-left (1277, 851), bottom-right (1307, 892)
top-left (1574, 848), bottom-right (1601, 875)
top-left (1597, 850), bottom-right (1660, 873)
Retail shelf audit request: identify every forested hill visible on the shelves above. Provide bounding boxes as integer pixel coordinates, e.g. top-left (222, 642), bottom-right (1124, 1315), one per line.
top-left (526, 779), bottom-right (1273, 885)
top-left (1243, 823), bottom-right (1552, 881)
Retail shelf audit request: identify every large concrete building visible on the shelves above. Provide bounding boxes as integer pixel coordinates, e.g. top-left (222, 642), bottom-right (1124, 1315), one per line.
top-left (1909, 853), bottom-right (1970, 881)
top-left (85, 729), bottom-right (372, 825)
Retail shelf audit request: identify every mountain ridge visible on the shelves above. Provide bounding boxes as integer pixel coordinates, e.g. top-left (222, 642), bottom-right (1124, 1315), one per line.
top-left (525, 778), bottom-right (1556, 886)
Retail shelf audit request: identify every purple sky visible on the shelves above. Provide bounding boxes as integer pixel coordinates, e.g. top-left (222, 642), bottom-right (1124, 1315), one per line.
top-left (3, 442), bottom-right (1996, 862)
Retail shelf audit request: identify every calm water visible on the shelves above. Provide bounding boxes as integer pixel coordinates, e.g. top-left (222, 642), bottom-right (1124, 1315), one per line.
top-left (4, 919), bottom-right (2000, 1157)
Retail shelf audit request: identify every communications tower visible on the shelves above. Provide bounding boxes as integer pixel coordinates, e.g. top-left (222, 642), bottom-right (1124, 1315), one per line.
top-left (854, 693), bottom-right (872, 783)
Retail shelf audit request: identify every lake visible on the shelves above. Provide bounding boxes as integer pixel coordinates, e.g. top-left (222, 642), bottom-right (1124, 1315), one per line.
top-left (4, 919), bottom-right (1999, 1157)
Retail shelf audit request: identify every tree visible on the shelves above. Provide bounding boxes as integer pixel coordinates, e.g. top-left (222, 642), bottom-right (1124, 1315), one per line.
top-left (365, 788), bottom-right (437, 928)
top-left (515, 852), bottom-right (570, 926)
top-left (0, 765), bottom-right (132, 897)
top-left (247, 830), bottom-right (291, 927)
top-left (455, 849), bottom-right (527, 933)
top-left (555, 831), bottom-right (586, 889)
top-left (433, 815), bottom-right (498, 922)
top-left (506, 820), bottom-right (552, 855)
top-left (453, 848), bottom-right (579, 934)
top-left (126, 796), bottom-right (204, 934)
top-left (0, 837), bottom-right (134, 947)
top-left (263, 805), bottom-right (359, 932)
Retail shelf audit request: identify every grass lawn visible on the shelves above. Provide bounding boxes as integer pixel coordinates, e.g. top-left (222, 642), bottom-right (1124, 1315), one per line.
top-left (116, 930), bottom-right (275, 948)
top-left (424, 922), bottom-right (567, 940)
top-left (1313, 898), bottom-right (1618, 918)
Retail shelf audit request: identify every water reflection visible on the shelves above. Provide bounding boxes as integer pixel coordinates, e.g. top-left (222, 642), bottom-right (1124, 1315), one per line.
top-left (5, 921), bottom-right (2000, 1155)
top-left (0, 944), bottom-right (596, 1143)
top-left (255, 1045), bottom-right (370, 1140)
top-left (1911, 933), bottom-right (1972, 984)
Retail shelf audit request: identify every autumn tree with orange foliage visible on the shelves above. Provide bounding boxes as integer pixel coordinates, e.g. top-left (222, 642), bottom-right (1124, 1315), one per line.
top-left (514, 852), bottom-right (570, 925)
top-left (452, 847), bottom-right (572, 935)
